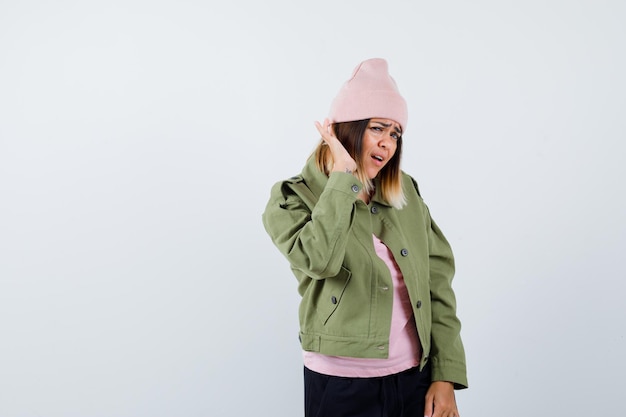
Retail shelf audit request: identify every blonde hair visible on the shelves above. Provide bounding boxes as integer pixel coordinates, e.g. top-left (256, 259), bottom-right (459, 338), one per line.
top-left (313, 119), bottom-right (406, 209)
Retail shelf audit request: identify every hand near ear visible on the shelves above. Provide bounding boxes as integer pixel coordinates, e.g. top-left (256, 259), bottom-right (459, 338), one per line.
top-left (314, 118), bottom-right (357, 174)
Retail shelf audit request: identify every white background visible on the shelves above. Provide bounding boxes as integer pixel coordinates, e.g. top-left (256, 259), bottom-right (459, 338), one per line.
top-left (1, 1), bottom-right (625, 416)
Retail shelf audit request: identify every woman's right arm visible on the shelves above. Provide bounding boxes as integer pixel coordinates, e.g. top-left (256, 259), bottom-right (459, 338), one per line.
top-left (262, 119), bottom-right (361, 279)
top-left (262, 171), bottom-right (362, 280)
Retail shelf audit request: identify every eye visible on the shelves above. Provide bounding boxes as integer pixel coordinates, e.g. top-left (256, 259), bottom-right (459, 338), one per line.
top-left (391, 132), bottom-right (401, 140)
top-left (371, 126), bottom-right (383, 132)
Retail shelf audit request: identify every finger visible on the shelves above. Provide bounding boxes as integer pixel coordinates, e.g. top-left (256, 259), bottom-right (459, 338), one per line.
top-left (322, 117), bottom-right (331, 132)
top-left (434, 403), bottom-right (459, 417)
top-left (314, 120), bottom-right (339, 148)
top-left (314, 120), bottom-right (325, 137)
top-left (314, 120), bottom-right (331, 140)
top-left (424, 395), bottom-right (434, 417)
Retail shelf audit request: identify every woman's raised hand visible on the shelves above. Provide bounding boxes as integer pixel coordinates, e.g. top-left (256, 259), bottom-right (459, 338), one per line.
top-left (314, 118), bottom-right (357, 174)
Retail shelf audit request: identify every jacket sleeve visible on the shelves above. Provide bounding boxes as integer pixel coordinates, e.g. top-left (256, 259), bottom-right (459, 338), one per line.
top-left (425, 206), bottom-right (469, 389)
top-left (262, 172), bottom-right (362, 280)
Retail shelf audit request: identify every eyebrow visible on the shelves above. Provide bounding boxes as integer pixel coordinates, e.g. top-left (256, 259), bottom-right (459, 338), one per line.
top-left (372, 121), bottom-right (402, 135)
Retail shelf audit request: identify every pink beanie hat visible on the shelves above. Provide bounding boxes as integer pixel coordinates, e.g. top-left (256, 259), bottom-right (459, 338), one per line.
top-left (328, 58), bottom-right (407, 131)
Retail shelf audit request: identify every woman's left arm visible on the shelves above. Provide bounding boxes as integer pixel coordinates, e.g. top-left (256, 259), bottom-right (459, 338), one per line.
top-left (427, 208), bottom-right (468, 390)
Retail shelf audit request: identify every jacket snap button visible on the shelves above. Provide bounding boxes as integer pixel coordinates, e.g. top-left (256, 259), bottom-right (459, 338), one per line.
top-left (351, 184), bottom-right (359, 193)
top-left (416, 300), bottom-right (422, 308)
top-left (370, 206), bottom-right (378, 214)
top-left (331, 296), bottom-right (337, 304)
top-left (400, 248), bottom-right (409, 256)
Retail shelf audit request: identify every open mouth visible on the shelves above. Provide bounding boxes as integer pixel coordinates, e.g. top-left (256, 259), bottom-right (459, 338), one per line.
top-left (371, 154), bottom-right (384, 164)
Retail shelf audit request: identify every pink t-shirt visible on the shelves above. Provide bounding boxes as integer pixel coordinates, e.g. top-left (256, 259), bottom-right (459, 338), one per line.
top-left (303, 234), bottom-right (422, 377)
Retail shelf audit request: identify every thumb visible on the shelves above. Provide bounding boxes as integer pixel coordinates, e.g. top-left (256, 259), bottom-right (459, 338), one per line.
top-left (424, 390), bottom-right (434, 417)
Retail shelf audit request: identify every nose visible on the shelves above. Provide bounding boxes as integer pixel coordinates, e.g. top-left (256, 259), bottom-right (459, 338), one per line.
top-left (379, 134), bottom-right (393, 148)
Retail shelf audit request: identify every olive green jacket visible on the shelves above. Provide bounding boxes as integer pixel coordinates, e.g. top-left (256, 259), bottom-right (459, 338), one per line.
top-left (262, 157), bottom-right (468, 389)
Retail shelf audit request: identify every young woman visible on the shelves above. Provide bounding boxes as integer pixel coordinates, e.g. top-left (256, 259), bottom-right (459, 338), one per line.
top-left (262, 58), bottom-right (468, 417)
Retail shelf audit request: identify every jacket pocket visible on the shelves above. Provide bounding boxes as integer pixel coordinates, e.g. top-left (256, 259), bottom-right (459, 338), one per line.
top-left (317, 266), bottom-right (352, 326)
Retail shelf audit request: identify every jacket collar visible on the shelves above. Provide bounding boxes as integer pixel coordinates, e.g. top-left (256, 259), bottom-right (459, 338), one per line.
top-left (301, 156), bottom-right (391, 207)
top-left (301, 156), bottom-right (328, 198)
top-left (370, 179), bottom-right (391, 207)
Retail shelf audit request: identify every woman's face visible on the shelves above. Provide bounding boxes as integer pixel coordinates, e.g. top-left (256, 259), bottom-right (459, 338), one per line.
top-left (360, 118), bottom-right (401, 179)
